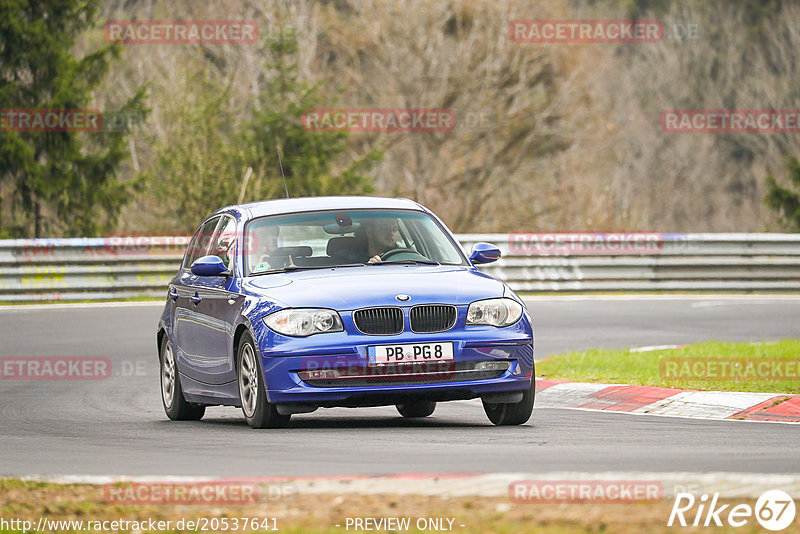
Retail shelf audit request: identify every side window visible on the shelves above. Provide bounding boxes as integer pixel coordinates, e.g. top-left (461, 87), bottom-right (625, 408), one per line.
top-left (211, 216), bottom-right (237, 269)
top-left (183, 216), bottom-right (220, 269)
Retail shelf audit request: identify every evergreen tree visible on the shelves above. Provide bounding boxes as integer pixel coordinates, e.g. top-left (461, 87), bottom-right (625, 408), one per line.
top-left (0, 0), bottom-right (146, 237)
top-left (237, 28), bottom-right (380, 201)
top-left (147, 28), bottom-right (380, 232)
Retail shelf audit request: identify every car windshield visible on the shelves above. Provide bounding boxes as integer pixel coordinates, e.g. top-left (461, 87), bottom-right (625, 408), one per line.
top-left (244, 209), bottom-right (466, 275)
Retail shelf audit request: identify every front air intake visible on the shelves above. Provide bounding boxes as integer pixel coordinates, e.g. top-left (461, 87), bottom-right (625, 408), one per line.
top-left (410, 305), bottom-right (457, 333)
top-left (353, 307), bottom-right (404, 335)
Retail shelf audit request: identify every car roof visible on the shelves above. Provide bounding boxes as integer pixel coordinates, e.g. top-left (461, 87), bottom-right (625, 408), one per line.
top-left (214, 196), bottom-right (427, 220)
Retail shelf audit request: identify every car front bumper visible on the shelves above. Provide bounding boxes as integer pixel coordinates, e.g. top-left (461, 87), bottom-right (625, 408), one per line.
top-left (253, 317), bottom-right (534, 406)
top-left (262, 335), bottom-right (533, 406)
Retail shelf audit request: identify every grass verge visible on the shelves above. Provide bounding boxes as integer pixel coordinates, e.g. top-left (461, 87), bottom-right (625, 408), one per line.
top-left (0, 480), bottom-right (771, 534)
top-left (537, 339), bottom-right (800, 394)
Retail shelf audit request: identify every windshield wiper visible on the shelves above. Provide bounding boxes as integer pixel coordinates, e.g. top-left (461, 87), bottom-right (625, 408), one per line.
top-left (250, 263), bottom-right (365, 276)
top-left (367, 260), bottom-right (440, 266)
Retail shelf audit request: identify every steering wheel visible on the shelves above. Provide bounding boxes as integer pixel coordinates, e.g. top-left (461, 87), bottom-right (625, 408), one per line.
top-left (380, 248), bottom-right (423, 261)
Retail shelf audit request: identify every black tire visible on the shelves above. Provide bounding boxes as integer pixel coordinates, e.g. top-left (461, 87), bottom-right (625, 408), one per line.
top-left (396, 401), bottom-right (436, 418)
top-left (237, 332), bottom-right (290, 429)
top-left (483, 378), bottom-right (535, 426)
top-left (160, 335), bottom-right (205, 421)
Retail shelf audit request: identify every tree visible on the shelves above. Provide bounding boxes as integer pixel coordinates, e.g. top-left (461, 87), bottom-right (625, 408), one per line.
top-left (142, 63), bottom-right (242, 233)
top-left (765, 156), bottom-right (800, 231)
top-left (237, 28), bottom-right (380, 201)
top-left (0, 0), bottom-right (146, 237)
top-left (314, 0), bottom-right (578, 232)
top-left (145, 28), bottom-right (380, 233)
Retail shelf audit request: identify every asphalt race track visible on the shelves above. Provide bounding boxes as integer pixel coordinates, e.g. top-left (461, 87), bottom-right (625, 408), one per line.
top-left (0, 296), bottom-right (798, 478)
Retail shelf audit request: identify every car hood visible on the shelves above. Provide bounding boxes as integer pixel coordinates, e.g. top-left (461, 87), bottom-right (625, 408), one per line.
top-left (243, 265), bottom-right (506, 310)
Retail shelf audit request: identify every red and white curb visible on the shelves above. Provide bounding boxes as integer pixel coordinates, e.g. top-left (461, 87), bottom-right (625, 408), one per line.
top-left (536, 379), bottom-right (800, 423)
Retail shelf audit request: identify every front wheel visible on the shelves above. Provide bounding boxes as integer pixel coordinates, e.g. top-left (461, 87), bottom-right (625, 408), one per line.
top-left (160, 336), bottom-right (205, 421)
top-left (238, 332), bottom-right (290, 429)
top-left (483, 378), bottom-right (535, 426)
top-left (396, 401), bottom-right (436, 418)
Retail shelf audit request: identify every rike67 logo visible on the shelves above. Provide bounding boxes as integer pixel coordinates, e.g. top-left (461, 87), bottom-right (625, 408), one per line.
top-left (668, 490), bottom-right (796, 531)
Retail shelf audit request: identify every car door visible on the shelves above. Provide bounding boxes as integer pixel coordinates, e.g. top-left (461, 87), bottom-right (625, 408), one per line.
top-left (183, 215), bottom-right (242, 385)
top-left (172, 216), bottom-right (220, 382)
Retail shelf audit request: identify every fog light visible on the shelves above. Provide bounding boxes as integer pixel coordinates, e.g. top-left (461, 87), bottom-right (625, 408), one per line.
top-left (302, 369), bottom-right (338, 380)
top-left (475, 361), bottom-right (508, 371)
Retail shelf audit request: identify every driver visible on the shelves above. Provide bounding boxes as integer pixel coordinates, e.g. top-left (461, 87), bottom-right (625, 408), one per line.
top-left (365, 218), bottom-right (400, 263)
top-left (264, 225), bottom-right (279, 253)
top-left (252, 225), bottom-right (283, 270)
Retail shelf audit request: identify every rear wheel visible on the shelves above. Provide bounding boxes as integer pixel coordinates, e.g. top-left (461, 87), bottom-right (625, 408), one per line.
top-left (396, 401), bottom-right (436, 418)
top-left (160, 336), bottom-right (205, 421)
top-left (238, 332), bottom-right (290, 429)
top-left (483, 378), bottom-right (535, 426)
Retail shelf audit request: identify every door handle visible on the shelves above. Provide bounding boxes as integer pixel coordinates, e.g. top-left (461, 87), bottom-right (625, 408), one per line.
top-left (191, 293), bottom-right (202, 306)
top-left (169, 288), bottom-right (179, 301)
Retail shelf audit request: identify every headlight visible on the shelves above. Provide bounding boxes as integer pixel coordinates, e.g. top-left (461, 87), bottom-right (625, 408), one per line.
top-left (466, 298), bottom-right (523, 327)
top-left (264, 308), bottom-right (343, 337)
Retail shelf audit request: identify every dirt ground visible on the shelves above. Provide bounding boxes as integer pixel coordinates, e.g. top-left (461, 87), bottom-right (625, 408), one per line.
top-left (1, 480), bottom-right (783, 533)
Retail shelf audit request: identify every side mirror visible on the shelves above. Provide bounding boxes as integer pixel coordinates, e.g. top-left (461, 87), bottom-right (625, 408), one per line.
top-left (191, 255), bottom-right (229, 276)
top-left (469, 242), bottom-right (501, 265)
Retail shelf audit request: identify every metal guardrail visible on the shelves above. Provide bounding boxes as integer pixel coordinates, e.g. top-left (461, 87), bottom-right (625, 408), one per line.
top-left (1, 233), bottom-right (799, 301)
top-left (461, 233), bottom-right (800, 292)
top-left (0, 237), bottom-right (188, 302)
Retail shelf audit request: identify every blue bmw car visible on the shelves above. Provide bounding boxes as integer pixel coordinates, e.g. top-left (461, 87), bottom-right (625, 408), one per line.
top-left (157, 196), bottom-right (534, 428)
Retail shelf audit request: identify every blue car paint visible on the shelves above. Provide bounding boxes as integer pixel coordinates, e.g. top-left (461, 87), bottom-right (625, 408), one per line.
top-left (158, 196), bottom-right (534, 410)
top-left (469, 242), bottom-right (502, 264)
top-left (190, 255), bottom-right (229, 276)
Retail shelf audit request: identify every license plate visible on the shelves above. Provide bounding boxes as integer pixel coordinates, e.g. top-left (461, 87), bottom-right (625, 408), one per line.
top-left (368, 342), bottom-right (454, 365)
